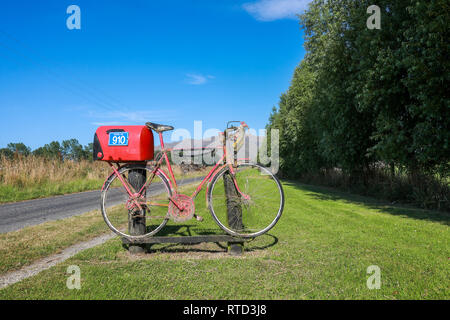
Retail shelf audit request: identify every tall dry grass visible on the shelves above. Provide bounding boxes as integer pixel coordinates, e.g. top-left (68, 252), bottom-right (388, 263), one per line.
top-left (0, 155), bottom-right (109, 188)
top-left (0, 155), bottom-right (210, 203)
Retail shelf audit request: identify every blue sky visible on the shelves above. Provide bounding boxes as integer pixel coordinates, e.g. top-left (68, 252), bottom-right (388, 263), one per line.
top-left (0, 0), bottom-right (309, 149)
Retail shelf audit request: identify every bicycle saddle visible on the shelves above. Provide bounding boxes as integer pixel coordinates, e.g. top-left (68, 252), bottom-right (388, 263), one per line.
top-left (145, 122), bottom-right (174, 133)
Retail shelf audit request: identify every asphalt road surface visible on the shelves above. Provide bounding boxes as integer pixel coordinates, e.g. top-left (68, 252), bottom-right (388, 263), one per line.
top-left (0, 176), bottom-right (204, 233)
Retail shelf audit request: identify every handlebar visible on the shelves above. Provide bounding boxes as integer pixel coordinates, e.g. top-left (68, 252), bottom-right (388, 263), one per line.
top-left (226, 121), bottom-right (249, 130)
top-left (224, 121), bottom-right (248, 150)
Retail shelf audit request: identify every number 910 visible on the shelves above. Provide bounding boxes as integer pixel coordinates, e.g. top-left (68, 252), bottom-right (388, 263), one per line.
top-left (112, 135), bottom-right (126, 145)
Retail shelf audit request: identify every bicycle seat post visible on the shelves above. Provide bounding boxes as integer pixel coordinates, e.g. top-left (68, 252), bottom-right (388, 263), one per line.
top-left (158, 132), bottom-right (165, 150)
top-left (158, 131), bottom-right (178, 190)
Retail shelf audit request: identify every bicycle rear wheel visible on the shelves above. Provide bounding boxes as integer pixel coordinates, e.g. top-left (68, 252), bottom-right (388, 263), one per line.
top-left (100, 164), bottom-right (171, 239)
top-left (208, 163), bottom-right (284, 238)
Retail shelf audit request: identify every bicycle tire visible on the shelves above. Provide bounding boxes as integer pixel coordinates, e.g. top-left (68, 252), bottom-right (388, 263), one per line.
top-left (207, 162), bottom-right (284, 238)
top-left (100, 163), bottom-right (172, 239)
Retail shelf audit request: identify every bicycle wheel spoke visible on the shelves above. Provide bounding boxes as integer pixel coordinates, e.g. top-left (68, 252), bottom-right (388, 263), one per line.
top-left (208, 163), bottom-right (284, 237)
top-left (140, 169), bottom-right (159, 195)
top-left (101, 165), bottom-right (171, 239)
top-left (120, 172), bottom-right (139, 195)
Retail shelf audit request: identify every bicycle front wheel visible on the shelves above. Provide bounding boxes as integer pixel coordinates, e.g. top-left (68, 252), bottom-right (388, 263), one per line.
top-left (208, 163), bottom-right (284, 238)
top-left (101, 164), bottom-right (171, 239)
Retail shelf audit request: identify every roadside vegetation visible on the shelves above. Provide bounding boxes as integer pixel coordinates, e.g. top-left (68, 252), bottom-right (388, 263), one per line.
top-left (1, 181), bottom-right (448, 299)
top-left (0, 138), bottom-right (103, 202)
top-left (0, 183), bottom-right (200, 274)
top-left (267, 0), bottom-right (449, 211)
top-left (0, 206), bottom-right (111, 274)
top-left (0, 147), bottom-right (207, 203)
top-left (0, 156), bottom-right (109, 203)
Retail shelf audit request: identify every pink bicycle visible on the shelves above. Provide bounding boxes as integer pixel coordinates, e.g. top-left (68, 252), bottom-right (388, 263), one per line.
top-left (98, 121), bottom-right (284, 239)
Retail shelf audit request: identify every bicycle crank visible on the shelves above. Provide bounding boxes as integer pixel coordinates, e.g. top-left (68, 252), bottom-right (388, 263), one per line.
top-left (168, 194), bottom-right (195, 222)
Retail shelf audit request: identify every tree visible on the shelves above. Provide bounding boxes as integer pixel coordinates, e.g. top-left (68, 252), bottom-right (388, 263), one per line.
top-left (0, 148), bottom-right (13, 158)
top-left (6, 142), bottom-right (31, 157)
top-left (267, 60), bottom-right (326, 176)
top-left (33, 141), bottom-right (62, 159)
top-left (62, 139), bottom-right (84, 161)
top-left (82, 143), bottom-right (93, 160)
top-left (268, 0), bottom-right (449, 181)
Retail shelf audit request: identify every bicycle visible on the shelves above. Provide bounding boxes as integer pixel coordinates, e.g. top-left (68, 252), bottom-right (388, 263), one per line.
top-left (98, 121), bottom-right (284, 240)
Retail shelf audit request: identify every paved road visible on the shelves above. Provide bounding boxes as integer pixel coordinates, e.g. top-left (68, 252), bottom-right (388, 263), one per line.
top-left (0, 176), bottom-right (204, 233)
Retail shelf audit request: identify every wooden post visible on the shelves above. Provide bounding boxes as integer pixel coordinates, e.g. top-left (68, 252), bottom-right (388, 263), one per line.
top-left (223, 171), bottom-right (244, 255)
top-left (128, 166), bottom-right (147, 254)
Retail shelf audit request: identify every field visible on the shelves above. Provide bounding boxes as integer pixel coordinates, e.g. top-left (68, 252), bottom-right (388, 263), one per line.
top-left (0, 156), bottom-right (109, 203)
top-left (0, 156), bottom-right (203, 203)
top-left (1, 180), bottom-right (448, 299)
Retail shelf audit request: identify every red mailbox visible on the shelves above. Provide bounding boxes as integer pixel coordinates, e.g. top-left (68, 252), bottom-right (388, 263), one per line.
top-left (93, 125), bottom-right (154, 162)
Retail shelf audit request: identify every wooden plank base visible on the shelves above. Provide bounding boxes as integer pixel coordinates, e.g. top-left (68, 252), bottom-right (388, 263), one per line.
top-left (122, 235), bottom-right (247, 244)
top-left (122, 235), bottom-right (249, 255)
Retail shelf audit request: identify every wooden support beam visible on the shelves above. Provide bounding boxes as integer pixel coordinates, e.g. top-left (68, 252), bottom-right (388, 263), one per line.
top-left (122, 235), bottom-right (245, 245)
top-left (223, 171), bottom-right (244, 255)
top-left (128, 166), bottom-right (147, 254)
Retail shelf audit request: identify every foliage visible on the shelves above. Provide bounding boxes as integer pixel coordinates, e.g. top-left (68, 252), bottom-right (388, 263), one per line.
top-left (267, 0), bottom-right (449, 209)
top-left (1, 139), bottom-right (93, 161)
top-left (0, 143), bottom-right (31, 158)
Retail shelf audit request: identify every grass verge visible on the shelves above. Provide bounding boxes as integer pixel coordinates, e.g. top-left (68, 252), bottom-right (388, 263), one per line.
top-left (1, 181), bottom-right (448, 299)
top-left (0, 181), bottom-right (201, 274)
top-left (0, 207), bottom-right (111, 274)
top-left (0, 179), bottom-right (105, 203)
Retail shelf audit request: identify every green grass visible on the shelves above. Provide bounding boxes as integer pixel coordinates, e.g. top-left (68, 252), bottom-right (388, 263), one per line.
top-left (0, 182), bottom-right (199, 274)
top-left (0, 178), bottom-right (104, 203)
top-left (1, 181), bottom-right (449, 299)
top-left (0, 206), bottom-right (112, 274)
top-left (209, 166), bottom-right (283, 235)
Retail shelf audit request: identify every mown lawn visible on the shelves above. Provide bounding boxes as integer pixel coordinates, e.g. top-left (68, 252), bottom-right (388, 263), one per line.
top-left (0, 180), bottom-right (202, 274)
top-left (0, 181), bottom-right (448, 299)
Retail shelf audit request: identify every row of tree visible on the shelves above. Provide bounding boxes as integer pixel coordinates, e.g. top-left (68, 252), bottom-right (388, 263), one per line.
top-left (267, 0), bottom-right (449, 181)
top-left (0, 140), bottom-right (93, 161)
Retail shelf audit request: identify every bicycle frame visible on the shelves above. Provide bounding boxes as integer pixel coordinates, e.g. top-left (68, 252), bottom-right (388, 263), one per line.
top-left (105, 128), bottom-right (248, 211)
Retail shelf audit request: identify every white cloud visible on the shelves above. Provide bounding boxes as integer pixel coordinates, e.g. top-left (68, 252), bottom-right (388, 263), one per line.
top-left (185, 73), bottom-right (215, 85)
top-left (91, 121), bottom-right (124, 126)
top-left (243, 0), bottom-right (310, 21)
top-left (89, 109), bottom-right (177, 126)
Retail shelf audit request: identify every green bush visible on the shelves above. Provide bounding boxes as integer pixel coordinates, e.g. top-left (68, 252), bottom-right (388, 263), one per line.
top-left (268, 0), bottom-right (449, 210)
